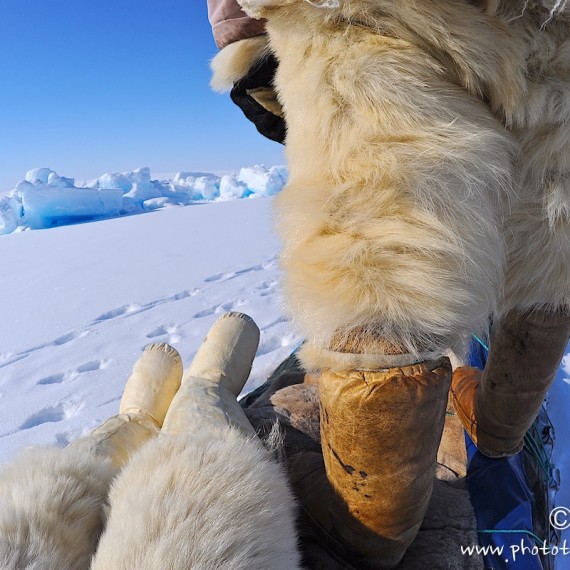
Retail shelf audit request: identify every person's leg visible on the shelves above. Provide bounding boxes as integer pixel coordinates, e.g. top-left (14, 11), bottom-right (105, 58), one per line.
top-left (266, 15), bottom-right (516, 568)
top-left (0, 344), bottom-right (182, 570)
top-left (69, 343), bottom-right (182, 468)
top-left (92, 314), bottom-right (302, 570)
top-left (453, 115), bottom-right (570, 457)
top-left (453, 309), bottom-right (569, 457)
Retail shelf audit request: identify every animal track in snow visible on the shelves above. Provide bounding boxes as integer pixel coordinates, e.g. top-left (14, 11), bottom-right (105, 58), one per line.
top-left (147, 324), bottom-right (177, 338)
top-left (1, 289), bottom-right (198, 372)
top-left (257, 333), bottom-right (298, 356)
top-left (146, 324), bottom-right (182, 344)
top-left (92, 290), bottom-right (198, 326)
top-left (192, 301), bottom-right (247, 320)
top-left (38, 373), bottom-right (66, 385)
top-left (18, 400), bottom-right (83, 431)
top-left (77, 360), bottom-right (109, 373)
top-left (193, 306), bottom-right (216, 319)
top-left (256, 280), bottom-right (278, 297)
top-left (0, 353), bottom-right (29, 370)
top-left (205, 272), bottom-right (232, 283)
top-left (53, 331), bottom-right (78, 346)
top-left (95, 304), bottom-right (142, 322)
top-left (37, 360), bottom-right (109, 385)
top-left (204, 258), bottom-right (277, 284)
top-left (19, 405), bottom-right (66, 430)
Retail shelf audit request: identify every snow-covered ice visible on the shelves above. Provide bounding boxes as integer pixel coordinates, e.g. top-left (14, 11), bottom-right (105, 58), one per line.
top-left (0, 165), bottom-right (288, 234)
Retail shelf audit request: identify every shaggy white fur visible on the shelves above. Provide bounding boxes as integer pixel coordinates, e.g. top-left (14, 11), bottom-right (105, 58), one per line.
top-left (215, 0), bottom-right (570, 362)
top-left (210, 35), bottom-right (270, 92)
top-left (0, 446), bottom-right (116, 570)
top-left (220, 0), bottom-right (524, 359)
top-left (91, 425), bottom-right (301, 570)
top-left (486, 1), bottom-right (570, 314)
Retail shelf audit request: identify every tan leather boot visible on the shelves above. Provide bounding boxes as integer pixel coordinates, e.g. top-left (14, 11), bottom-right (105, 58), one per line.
top-left (451, 308), bottom-right (570, 458)
top-left (319, 357), bottom-right (452, 568)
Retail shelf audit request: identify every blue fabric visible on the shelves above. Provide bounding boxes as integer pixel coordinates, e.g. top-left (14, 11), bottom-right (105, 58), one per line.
top-left (466, 338), bottom-right (543, 570)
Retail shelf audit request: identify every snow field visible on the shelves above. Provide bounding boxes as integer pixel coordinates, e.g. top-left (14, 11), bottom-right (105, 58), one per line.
top-left (0, 198), bottom-right (300, 464)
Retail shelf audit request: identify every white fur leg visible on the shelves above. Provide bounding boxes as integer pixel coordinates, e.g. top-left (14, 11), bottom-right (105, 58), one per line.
top-left (0, 446), bottom-right (116, 570)
top-left (92, 425), bottom-right (301, 570)
top-left (502, 122), bottom-right (570, 313)
top-left (271, 22), bottom-right (515, 360)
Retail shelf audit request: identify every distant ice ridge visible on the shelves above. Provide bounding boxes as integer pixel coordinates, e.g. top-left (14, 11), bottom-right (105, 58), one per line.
top-left (0, 165), bottom-right (288, 234)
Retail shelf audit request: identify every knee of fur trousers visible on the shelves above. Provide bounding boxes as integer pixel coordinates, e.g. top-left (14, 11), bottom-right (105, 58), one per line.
top-left (277, 164), bottom-right (511, 363)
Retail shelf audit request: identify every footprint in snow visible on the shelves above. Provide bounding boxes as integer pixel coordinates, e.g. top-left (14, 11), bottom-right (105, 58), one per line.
top-left (146, 325), bottom-right (182, 344)
top-left (204, 260), bottom-right (276, 284)
top-left (18, 400), bottom-right (83, 431)
top-left (37, 360), bottom-right (110, 385)
top-left (77, 360), bottom-right (109, 373)
top-left (38, 373), bottom-right (66, 385)
top-left (52, 331), bottom-right (78, 346)
top-left (52, 330), bottom-right (89, 347)
top-left (257, 280), bottom-right (278, 297)
top-left (193, 301), bottom-right (248, 319)
top-left (193, 306), bottom-right (216, 319)
top-left (95, 304), bottom-right (141, 322)
top-left (256, 333), bottom-right (297, 356)
top-left (205, 272), bottom-right (233, 283)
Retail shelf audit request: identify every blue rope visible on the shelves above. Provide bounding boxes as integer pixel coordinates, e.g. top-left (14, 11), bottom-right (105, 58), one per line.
top-left (473, 334), bottom-right (490, 353)
top-left (477, 529), bottom-right (546, 548)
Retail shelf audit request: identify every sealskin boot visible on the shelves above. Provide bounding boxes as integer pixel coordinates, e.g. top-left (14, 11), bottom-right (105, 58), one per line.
top-left (69, 343), bottom-right (183, 467)
top-left (319, 357), bottom-right (452, 568)
top-left (451, 308), bottom-right (570, 458)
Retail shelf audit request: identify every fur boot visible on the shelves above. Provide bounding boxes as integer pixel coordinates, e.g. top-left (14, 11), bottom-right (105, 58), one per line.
top-left (452, 308), bottom-right (570, 457)
top-left (92, 313), bottom-right (302, 570)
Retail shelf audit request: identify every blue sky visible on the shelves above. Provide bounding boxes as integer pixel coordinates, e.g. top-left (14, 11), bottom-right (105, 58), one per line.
top-left (0, 0), bottom-right (284, 191)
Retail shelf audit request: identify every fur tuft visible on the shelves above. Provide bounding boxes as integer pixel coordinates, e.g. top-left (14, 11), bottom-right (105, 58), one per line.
top-left (485, 0), bottom-right (570, 313)
top-left (0, 446), bottom-right (116, 570)
top-left (210, 35), bottom-right (270, 92)
top-left (92, 424), bottom-right (301, 569)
